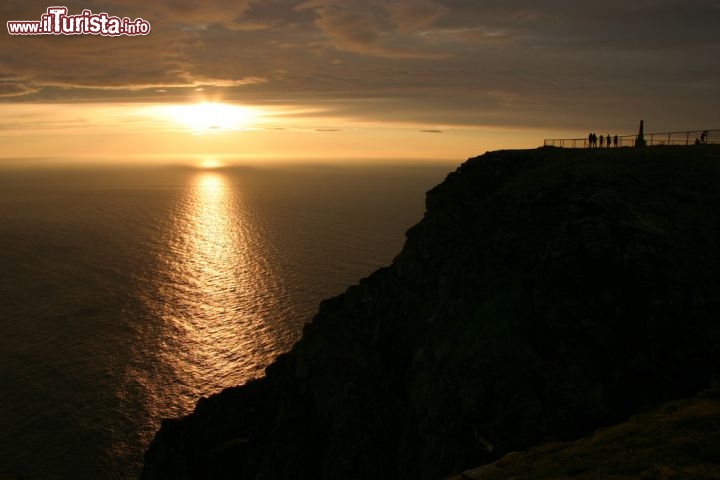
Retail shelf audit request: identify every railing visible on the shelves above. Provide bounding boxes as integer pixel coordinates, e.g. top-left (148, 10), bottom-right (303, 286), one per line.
top-left (544, 129), bottom-right (720, 148)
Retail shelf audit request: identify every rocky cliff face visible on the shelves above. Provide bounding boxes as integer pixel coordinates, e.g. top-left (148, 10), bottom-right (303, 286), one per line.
top-left (142, 146), bottom-right (720, 480)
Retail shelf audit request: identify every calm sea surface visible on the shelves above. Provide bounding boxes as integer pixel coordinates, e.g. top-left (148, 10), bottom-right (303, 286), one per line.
top-left (0, 162), bottom-right (451, 479)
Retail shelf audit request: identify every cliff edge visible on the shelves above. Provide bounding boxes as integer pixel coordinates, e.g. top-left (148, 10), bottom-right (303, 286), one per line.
top-left (142, 146), bottom-right (720, 480)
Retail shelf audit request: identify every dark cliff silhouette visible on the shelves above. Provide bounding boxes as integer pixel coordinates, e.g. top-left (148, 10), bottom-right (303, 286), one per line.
top-left (143, 145), bottom-right (720, 480)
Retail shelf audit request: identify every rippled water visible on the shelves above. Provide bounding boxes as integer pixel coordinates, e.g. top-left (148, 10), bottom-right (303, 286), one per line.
top-left (0, 163), bottom-right (449, 479)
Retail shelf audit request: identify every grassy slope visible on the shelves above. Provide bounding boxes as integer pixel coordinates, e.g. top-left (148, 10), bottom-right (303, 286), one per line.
top-left (456, 388), bottom-right (720, 479)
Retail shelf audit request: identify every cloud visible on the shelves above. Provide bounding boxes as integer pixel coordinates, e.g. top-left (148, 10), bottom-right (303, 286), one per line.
top-left (383, 0), bottom-right (449, 32)
top-left (1, 0), bottom-right (719, 133)
top-left (0, 74), bottom-right (40, 97)
top-left (296, 0), bottom-right (449, 58)
top-left (88, 0), bottom-right (262, 30)
top-left (0, 1), bottom-right (276, 99)
top-left (176, 74), bottom-right (267, 88)
top-left (420, 26), bottom-right (510, 44)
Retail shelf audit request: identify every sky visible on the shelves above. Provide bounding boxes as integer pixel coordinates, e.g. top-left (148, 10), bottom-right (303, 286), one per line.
top-left (2, 0), bottom-right (719, 164)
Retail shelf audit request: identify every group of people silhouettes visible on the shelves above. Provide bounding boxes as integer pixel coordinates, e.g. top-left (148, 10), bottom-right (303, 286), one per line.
top-left (588, 133), bottom-right (618, 148)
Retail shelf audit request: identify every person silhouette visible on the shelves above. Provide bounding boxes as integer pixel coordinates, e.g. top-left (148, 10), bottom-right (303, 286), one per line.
top-left (599, 134), bottom-right (604, 148)
top-left (700, 130), bottom-right (708, 143)
top-left (606, 134), bottom-right (611, 147)
top-left (588, 133), bottom-right (593, 148)
top-left (613, 135), bottom-right (618, 147)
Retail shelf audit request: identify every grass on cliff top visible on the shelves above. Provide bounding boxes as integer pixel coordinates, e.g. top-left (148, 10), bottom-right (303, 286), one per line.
top-left (455, 389), bottom-right (720, 480)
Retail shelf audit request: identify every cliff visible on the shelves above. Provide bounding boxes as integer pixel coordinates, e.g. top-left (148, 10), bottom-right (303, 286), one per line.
top-left (142, 145), bottom-right (720, 480)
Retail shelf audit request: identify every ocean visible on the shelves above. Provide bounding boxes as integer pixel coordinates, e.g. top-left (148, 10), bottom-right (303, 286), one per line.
top-left (0, 161), bottom-right (451, 479)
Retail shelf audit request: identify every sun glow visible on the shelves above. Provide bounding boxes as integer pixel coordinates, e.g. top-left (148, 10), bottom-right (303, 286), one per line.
top-left (199, 157), bottom-right (222, 169)
top-left (150, 102), bottom-right (261, 134)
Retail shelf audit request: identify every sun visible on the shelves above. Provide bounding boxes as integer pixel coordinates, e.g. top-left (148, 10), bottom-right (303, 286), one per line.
top-left (149, 102), bottom-right (260, 134)
top-left (199, 157), bottom-right (222, 169)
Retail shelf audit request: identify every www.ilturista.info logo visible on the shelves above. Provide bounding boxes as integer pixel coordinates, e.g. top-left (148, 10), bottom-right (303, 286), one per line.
top-left (7, 6), bottom-right (151, 36)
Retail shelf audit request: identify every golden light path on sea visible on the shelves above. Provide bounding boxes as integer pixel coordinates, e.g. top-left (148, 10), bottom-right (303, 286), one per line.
top-left (141, 171), bottom-right (291, 418)
top-left (168, 172), bottom-right (247, 388)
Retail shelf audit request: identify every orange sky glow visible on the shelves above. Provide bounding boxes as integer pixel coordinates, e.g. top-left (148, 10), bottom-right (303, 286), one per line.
top-left (0, 101), bottom-right (563, 165)
top-left (2, 1), bottom-right (718, 166)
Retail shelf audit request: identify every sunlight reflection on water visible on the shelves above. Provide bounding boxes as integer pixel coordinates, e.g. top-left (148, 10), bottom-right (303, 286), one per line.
top-left (140, 172), bottom-right (290, 417)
